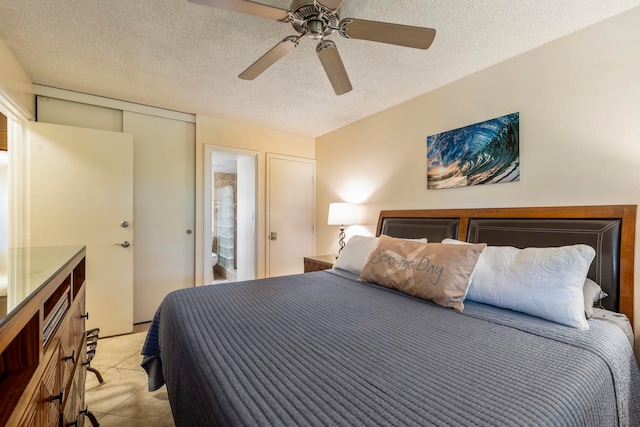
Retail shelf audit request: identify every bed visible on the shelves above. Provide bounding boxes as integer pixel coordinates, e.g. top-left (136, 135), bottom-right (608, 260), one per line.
top-left (142, 205), bottom-right (639, 426)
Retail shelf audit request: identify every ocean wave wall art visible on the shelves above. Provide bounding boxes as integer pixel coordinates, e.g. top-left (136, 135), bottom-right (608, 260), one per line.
top-left (427, 112), bottom-right (519, 189)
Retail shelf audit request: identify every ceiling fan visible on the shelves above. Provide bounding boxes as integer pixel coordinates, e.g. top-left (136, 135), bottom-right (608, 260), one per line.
top-left (188, 0), bottom-right (436, 95)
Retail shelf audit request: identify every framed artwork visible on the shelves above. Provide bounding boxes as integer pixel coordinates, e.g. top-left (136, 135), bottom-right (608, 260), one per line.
top-left (427, 112), bottom-right (519, 189)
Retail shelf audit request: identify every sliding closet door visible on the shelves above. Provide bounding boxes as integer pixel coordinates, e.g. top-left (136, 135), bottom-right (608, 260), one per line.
top-left (123, 112), bottom-right (195, 323)
top-left (28, 122), bottom-right (134, 336)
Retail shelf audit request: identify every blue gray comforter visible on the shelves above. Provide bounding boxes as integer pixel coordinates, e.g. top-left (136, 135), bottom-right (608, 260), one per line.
top-left (141, 269), bottom-right (640, 426)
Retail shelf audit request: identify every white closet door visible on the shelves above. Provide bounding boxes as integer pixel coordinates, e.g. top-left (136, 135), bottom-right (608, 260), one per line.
top-left (28, 122), bottom-right (134, 336)
top-left (123, 112), bottom-right (195, 323)
top-left (267, 154), bottom-right (315, 277)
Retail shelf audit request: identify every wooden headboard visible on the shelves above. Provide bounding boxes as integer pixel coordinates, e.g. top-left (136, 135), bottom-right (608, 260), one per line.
top-left (376, 205), bottom-right (636, 324)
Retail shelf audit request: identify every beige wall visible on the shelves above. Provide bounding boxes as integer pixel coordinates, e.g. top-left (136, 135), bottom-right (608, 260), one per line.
top-left (195, 114), bottom-right (315, 284)
top-left (0, 38), bottom-right (34, 117)
top-left (316, 7), bottom-right (640, 345)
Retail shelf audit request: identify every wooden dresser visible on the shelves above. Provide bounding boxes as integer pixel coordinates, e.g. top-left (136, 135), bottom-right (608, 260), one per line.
top-left (0, 246), bottom-right (88, 426)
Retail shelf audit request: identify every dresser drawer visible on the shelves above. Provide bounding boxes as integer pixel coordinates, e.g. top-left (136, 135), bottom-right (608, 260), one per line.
top-left (39, 341), bottom-right (62, 427)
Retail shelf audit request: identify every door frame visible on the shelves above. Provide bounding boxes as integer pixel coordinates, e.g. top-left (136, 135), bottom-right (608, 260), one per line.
top-left (0, 87), bottom-right (33, 248)
top-left (266, 153), bottom-right (316, 277)
top-left (203, 144), bottom-right (259, 284)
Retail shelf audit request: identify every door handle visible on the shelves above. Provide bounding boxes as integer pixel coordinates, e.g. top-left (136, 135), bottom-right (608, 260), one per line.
top-left (114, 241), bottom-right (131, 248)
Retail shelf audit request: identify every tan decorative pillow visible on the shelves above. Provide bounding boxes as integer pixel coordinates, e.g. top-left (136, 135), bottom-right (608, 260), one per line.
top-left (359, 235), bottom-right (486, 311)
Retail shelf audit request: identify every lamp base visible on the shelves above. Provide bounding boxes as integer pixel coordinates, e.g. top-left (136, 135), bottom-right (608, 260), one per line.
top-left (337, 226), bottom-right (346, 255)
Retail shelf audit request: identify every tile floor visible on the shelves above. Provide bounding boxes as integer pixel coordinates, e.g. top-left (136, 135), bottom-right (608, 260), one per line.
top-left (85, 323), bottom-right (175, 426)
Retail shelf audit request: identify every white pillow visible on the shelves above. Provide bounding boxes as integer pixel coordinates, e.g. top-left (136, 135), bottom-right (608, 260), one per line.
top-left (334, 235), bottom-right (428, 275)
top-left (583, 278), bottom-right (607, 319)
top-left (442, 238), bottom-right (594, 329)
top-left (333, 235), bottom-right (379, 274)
top-left (444, 239), bottom-right (605, 318)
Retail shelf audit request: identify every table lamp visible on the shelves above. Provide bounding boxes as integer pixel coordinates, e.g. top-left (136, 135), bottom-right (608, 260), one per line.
top-left (327, 202), bottom-right (358, 255)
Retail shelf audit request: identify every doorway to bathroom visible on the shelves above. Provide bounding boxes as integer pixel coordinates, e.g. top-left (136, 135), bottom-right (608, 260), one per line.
top-left (204, 145), bottom-right (258, 284)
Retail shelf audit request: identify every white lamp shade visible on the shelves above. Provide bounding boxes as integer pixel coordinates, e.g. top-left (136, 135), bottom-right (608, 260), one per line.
top-left (328, 203), bottom-right (358, 226)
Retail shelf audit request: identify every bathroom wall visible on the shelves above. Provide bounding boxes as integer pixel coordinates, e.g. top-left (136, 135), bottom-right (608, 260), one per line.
top-left (213, 172), bottom-right (237, 279)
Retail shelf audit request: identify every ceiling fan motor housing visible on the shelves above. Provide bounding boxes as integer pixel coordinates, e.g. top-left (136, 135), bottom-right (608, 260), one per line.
top-left (290, 0), bottom-right (339, 39)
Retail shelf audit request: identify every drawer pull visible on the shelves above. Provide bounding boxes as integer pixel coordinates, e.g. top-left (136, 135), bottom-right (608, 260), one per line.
top-left (66, 420), bottom-right (78, 427)
top-left (81, 312), bottom-right (89, 319)
top-left (64, 350), bottom-right (76, 364)
top-left (50, 390), bottom-right (64, 403)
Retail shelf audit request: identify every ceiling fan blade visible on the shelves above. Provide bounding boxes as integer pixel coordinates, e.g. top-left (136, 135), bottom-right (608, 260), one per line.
top-left (239, 36), bottom-right (299, 80)
top-left (316, 40), bottom-right (352, 96)
top-left (316, 0), bottom-right (344, 10)
top-left (340, 18), bottom-right (436, 50)
top-left (188, 0), bottom-right (288, 21)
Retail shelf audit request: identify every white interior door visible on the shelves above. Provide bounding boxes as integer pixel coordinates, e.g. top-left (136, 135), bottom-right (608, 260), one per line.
top-left (123, 112), bottom-right (195, 323)
top-left (267, 154), bottom-right (315, 277)
top-left (28, 122), bottom-right (134, 336)
top-left (236, 155), bottom-right (257, 281)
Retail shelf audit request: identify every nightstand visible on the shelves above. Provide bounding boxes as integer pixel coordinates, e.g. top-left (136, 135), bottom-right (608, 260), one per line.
top-left (303, 254), bottom-right (337, 273)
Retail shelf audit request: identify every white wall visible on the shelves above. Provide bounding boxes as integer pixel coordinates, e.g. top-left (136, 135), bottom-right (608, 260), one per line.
top-left (316, 8), bottom-right (640, 339)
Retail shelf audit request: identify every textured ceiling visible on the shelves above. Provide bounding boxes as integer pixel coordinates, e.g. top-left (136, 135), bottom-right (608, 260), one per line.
top-left (0, 0), bottom-right (638, 137)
